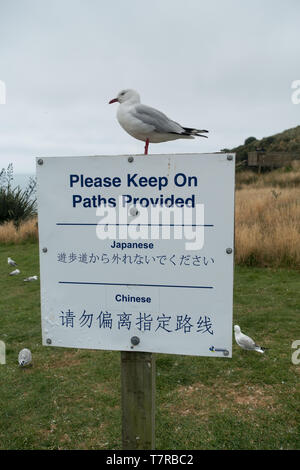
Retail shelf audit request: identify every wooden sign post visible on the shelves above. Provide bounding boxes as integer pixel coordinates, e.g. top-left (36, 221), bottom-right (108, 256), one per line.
top-left (121, 351), bottom-right (155, 450)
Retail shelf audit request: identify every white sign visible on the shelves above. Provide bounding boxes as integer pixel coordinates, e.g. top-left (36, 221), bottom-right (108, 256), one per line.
top-left (37, 153), bottom-right (235, 357)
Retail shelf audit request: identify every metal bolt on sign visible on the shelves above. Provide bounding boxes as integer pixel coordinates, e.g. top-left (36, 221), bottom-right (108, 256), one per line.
top-left (131, 336), bottom-right (140, 347)
top-left (130, 207), bottom-right (139, 216)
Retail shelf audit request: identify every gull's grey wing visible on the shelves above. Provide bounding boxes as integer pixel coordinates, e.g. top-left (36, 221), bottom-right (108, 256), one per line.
top-left (238, 333), bottom-right (257, 349)
top-left (133, 104), bottom-right (184, 134)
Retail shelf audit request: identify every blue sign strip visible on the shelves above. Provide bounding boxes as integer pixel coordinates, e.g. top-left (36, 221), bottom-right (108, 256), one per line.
top-left (56, 223), bottom-right (214, 227)
top-left (59, 281), bottom-right (213, 289)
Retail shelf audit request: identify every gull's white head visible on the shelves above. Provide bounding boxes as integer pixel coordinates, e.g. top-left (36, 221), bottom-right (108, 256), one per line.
top-left (234, 325), bottom-right (241, 334)
top-left (109, 89), bottom-right (140, 105)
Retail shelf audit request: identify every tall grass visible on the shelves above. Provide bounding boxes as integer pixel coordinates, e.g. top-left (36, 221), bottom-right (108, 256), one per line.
top-left (235, 187), bottom-right (300, 268)
top-left (235, 161), bottom-right (300, 190)
top-left (0, 218), bottom-right (38, 244)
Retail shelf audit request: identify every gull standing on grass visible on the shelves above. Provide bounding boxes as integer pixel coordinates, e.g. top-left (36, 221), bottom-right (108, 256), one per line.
top-left (18, 348), bottom-right (32, 367)
top-left (109, 89), bottom-right (208, 154)
top-left (234, 325), bottom-right (266, 353)
top-left (8, 257), bottom-right (17, 266)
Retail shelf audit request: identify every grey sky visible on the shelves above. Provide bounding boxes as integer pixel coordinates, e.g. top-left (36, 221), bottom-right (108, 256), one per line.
top-left (0, 0), bottom-right (299, 173)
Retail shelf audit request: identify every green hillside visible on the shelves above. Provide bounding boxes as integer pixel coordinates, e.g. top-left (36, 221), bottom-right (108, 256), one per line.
top-left (225, 125), bottom-right (300, 162)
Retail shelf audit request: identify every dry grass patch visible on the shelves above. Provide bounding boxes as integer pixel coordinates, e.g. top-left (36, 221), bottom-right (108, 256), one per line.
top-left (235, 187), bottom-right (300, 268)
top-left (93, 383), bottom-right (116, 395)
top-left (44, 350), bottom-right (83, 369)
top-left (235, 163), bottom-right (300, 190)
top-left (0, 217), bottom-right (38, 243)
top-left (166, 382), bottom-right (278, 418)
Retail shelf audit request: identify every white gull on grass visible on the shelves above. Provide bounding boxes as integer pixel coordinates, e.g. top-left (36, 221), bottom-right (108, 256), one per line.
top-left (18, 348), bottom-right (32, 367)
top-left (234, 325), bottom-right (266, 353)
top-left (109, 89), bottom-right (208, 155)
top-left (8, 257), bottom-right (17, 266)
top-left (9, 269), bottom-right (20, 276)
top-left (24, 275), bottom-right (38, 282)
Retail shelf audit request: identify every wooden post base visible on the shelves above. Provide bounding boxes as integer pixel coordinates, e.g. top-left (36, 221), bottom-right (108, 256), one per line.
top-left (121, 351), bottom-right (155, 450)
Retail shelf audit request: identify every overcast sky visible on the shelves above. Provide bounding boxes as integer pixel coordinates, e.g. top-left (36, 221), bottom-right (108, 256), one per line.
top-left (0, 0), bottom-right (299, 174)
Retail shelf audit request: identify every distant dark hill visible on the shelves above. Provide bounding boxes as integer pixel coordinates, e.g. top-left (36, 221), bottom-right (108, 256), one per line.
top-left (224, 125), bottom-right (300, 162)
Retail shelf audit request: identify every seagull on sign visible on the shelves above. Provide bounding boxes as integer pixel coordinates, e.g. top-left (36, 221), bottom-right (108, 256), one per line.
top-left (109, 89), bottom-right (208, 155)
top-left (234, 325), bottom-right (266, 354)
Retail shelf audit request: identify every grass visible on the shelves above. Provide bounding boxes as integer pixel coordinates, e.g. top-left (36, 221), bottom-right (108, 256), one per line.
top-left (0, 242), bottom-right (299, 450)
top-left (0, 218), bottom-right (38, 244)
top-left (235, 161), bottom-right (300, 190)
top-left (235, 186), bottom-right (300, 268)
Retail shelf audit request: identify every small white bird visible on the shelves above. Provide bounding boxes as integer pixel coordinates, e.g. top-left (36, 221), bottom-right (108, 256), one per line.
top-left (109, 89), bottom-right (208, 154)
top-left (9, 269), bottom-right (20, 276)
top-left (234, 325), bottom-right (266, 353)
top-left (24, 275), bottom-right (38, 282)
top-left (8, 257), bottom-right (17, 266)
top-left (18, 348), bottom-right (32, 367)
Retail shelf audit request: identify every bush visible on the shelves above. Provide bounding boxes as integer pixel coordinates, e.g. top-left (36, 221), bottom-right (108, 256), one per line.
top-left (244, 136), bottom-right (257, 145)
top-left (0, 163), bottom-right (37, 227)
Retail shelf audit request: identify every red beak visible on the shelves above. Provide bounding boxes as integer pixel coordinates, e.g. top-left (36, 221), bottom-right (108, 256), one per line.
top-left (109, 98), bottom-right (118, 104)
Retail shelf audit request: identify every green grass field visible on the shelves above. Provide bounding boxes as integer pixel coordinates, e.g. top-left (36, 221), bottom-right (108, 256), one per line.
top-left (0, 242), bottom-right (299, 450)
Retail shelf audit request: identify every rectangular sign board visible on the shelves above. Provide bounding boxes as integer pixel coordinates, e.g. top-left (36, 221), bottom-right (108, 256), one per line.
top-left (37, 153), bottom-right (235, 357)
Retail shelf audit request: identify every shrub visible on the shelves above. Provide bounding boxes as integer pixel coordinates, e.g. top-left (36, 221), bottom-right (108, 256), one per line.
top-left (244, 136), bottom-right (257, 145)
top-left (0, 163), bottom-right (37, 227)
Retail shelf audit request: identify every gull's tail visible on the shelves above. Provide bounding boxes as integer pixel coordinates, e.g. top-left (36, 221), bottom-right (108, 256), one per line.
top-left (182, 127), bottom-right (209, 138)
top-left (254, 345), bottom-right (267, 354)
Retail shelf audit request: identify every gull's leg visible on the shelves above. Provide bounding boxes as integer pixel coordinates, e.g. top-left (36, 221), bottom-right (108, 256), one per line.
top-left (144, 138), bottom-right (149, 155)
